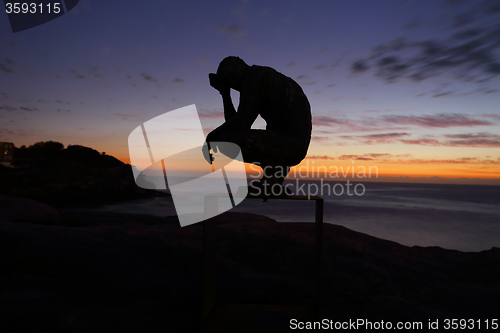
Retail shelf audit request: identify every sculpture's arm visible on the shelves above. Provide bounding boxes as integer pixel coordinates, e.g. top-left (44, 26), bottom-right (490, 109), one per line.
top-left (221, 90), bottom-right (237, 121)
top-left (206, 90), bottom-right (258, 142)
top-left (209, 73), bottom-right (237, 121)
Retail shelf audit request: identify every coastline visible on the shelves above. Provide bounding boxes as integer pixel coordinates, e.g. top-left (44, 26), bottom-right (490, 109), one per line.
top-left (1, 194), bottom-right (499, 331)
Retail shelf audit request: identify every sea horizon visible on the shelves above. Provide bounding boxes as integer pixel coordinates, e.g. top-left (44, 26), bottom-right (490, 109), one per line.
top-left (98, 180), bottom-right (500, 253)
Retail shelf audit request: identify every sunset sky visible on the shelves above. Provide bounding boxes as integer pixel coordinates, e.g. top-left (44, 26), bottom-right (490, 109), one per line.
top-left (1, 0), bottom-right (499, 184)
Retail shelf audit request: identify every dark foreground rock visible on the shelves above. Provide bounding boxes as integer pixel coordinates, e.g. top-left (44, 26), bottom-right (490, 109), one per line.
top-left (1, 196), bottom-right (499, 332)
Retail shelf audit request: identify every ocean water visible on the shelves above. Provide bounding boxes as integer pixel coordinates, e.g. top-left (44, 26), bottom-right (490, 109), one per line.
top-left (99, 180), bottom-right (500, 252)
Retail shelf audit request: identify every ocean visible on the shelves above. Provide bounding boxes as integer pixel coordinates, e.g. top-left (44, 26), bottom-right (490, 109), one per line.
top-left (98, 180), bottom-right (500, 252)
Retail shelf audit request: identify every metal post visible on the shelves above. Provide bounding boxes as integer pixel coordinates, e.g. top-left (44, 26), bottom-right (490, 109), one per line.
top-left (314, 198), bottom-right (323, 320)
top-left (201, 196), bottom-right (218, 330)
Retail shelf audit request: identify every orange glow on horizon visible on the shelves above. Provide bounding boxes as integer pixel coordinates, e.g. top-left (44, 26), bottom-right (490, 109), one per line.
top-left (114, 151), bottom-right (500, 184)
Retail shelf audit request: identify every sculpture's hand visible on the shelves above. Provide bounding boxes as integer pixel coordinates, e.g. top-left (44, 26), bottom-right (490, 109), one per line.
top-left (202, 142), bottom-right (213, 165)
top-left (209, 73), bottom-right (230, 95)
top-left (202, 137), bottom-right (218, 165)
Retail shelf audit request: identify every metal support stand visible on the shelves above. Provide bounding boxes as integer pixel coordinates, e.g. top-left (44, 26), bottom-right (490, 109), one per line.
top-left (201, 194), bottom-right (324, 332)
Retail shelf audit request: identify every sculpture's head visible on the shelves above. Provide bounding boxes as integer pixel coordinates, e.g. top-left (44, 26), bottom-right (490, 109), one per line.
top-left (216, 56), bottom-right (248, 92)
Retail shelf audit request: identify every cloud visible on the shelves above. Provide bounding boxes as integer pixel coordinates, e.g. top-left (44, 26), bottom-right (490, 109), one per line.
top-left (363, 108), bottom-right (403, 113)
top-left (399, 157), bottom-right (500, 165)
top-left (444, 132), bottom-right (499, 139)
top-left (338, 155), bottom-right (371, 160)
top-left (172, 78), bottom-right (184, 84)
top-left (19, 107), bottom-right (37, 111)
top-left (0, 128), bottom-right (15, 135)
top-left (69, 64), bottom-right (105, 80)
top-left (443, 132), bottom-right (500, 147)
top-left (311, 136), bottom-right (330, 142)
top-left (312, 115), bottom-right (350, 127)
top-left (381, 113), bottom-right (494, 128)
top-left (403, 19), bottom-right (421, 30)
top-left (287, 62), bottom-right (296, 67)
top-left (351, 60), bottom-right (369, 73)
top-left (308, 153), bottom-right (410, 161)
top-left (217, 24), bottom-right (246, 38)
top-left (340, 132), bottom-right (411, 145)
top-left (313, 112), bottom-right (494, 137)
top-left (198, 108), bottom-right (223, 119)
top-left (336, 153), bottom-right (499, 165)
top-left (400, 138), bottom-right (442, 146)
top-left (313, 115), bottom-right (402, 134)
top-left (483, 114), bottom-right (500, 121)
top-left (85, 63), bottom-right (105, 78)
top-left (350, 1), bottom-right (500, 84)
top-left (306, 155), bottom-right (335, 160)
top-left (141, 73), bottom-right (157, 82)
top-left (112, 112), bottom-right (149, 122)
top-left (0, 63), bottom-right (14, 74)
top-left (314, 114), bottom-right (412, 134)
top-left (401, 132), bottom-right (500, 147)
top-left (347, 133), bottom-right (410, 139)
top-left (0, 105), bottom-right (17, 112)
top-left (432, 91), bottom-right (454, 98)
top-left (295, 74), bottom-right (315, 86)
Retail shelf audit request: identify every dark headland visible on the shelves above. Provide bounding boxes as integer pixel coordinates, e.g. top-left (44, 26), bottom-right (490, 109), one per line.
top-left (1, 142), bottom-right (499, 332)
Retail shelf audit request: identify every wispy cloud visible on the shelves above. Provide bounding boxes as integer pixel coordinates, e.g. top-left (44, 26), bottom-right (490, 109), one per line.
top-left (363, 108), bottom-right (413, 113)
top-left (336, 153), bottom-right (499, 165)
top-left (306, 155), bottom-right (335, 160)
top-left (141, 73), bottom-right (157, 82)
top-left (69, 64), bottom-right (105, 80)
top-left (400, 138), bottom-right (442, 146)
top-left (381, 113), bottom-right (494, 128)
top-left (19, 107), bottom-right (37, 111)
top-left (340, 132), bottom-right (410, 145)
top-left (0, 61), bottom-right (14, 74)
top-left (198, 108), bottom-right (223, 119)
top-left (402, 132), bottom-right (500, 147)
top-left (484, 114), bottom-right (500, 121)
top-left (312, 115), bottom-right (351, 127)
top-left (0, 105), bottom-right (17, 112)
top-left (312, 112), bottom-right (494, 138)
top-left (351, 1), bottom-right (500, 84)
top-left (217, 24), bottom-right (246, 38)
top-left (391, 157), bottom-right (500, 165)
top-left (112, 112), bottom-right (149, 122)
top-left (311, 136), bottom-right (331, 142)
top-left (312, 115), bottom-right (406, 134)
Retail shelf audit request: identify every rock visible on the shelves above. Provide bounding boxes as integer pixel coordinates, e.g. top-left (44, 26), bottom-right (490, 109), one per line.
top-left (0, 206), bottom-right (499, 332)
top-left (0, 194), bottom-right (61, 225)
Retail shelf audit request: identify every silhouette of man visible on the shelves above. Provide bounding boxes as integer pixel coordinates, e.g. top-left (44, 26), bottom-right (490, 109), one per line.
top-left (204, 56), bottom-right (311, 194)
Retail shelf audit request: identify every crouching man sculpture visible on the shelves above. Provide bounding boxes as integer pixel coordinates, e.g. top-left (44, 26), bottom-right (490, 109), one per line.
top-left (204, 56), bottom-right (312, 196)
